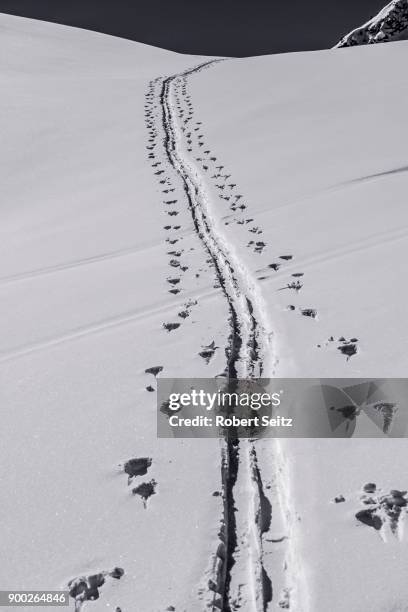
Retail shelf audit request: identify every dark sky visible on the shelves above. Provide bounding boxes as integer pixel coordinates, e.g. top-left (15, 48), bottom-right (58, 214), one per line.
top-left (0, 0), bottom-right (387, 57)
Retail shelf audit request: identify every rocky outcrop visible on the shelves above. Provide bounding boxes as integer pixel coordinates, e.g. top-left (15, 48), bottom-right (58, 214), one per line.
top-left (335, 0), bottom-right (408, 47)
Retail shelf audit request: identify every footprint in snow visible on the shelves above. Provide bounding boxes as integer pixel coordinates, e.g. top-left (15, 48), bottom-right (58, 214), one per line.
top-left (132, 479), bottom-right (157, 508)
top-left (247, 241), bottom-right (266, 254)
top-left (199, 341), bottom-right (219, 364)
top-left (278, 280), bottom-right (303, 292)
top-left (351, 483), bottom-right (408, 540)
top-left (338, 338), bottom-right (358, 359)
top-left (163, 322), bottom-right (181, 332)
top-left (316, 336), bottom-right (359, 360)
top-left (145, 366), bottom-right (163, 377)
top-left (286, 305), bottom-right (316, 318)
top-left (68, 568), bottom-right (124, 610)
top-left (123, 457), bottom-right (152, 484)
top-left (301, 308), bottom-right (317, 319)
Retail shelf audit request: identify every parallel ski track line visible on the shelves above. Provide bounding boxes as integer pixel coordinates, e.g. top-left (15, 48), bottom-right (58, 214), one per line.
top-left (158, 60), bottom-right (273, 612)
top-left (0, 241), bottom-right (164, 287)
top-left (0, 285), bottom-right (224, 364)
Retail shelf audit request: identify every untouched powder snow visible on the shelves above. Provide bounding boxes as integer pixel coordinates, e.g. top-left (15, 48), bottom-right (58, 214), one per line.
top-left (335, 0), bottom-right (408, 47)
top-left (2, 11), bottom-right (408, 612)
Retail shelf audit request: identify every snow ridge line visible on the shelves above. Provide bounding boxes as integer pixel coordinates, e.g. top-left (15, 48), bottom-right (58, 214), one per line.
top-left (159, 60), bottom-right (273, 611)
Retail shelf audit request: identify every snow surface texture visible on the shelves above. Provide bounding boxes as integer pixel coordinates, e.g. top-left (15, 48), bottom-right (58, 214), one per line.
top-left (2, 11), bottom-right (408, 612)
top-left (186, 43), bottom-right (408, 612)
top-left (335, 0), bottom-right (408, 47)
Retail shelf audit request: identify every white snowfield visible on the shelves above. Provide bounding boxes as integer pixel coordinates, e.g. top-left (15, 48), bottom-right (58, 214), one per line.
top-left (1, 12), bottom-right (408, 612)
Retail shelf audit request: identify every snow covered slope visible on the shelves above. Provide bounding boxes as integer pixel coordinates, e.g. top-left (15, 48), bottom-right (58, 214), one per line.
top-left (335, 0), bottom-right (408, 47)
top-left (2, 11), bottom-right (408, 612)
top-left (186, 41), bottom-right (408, 612)
top-left (189, 41), bottom-right (408, 378)
top-left (0, 14), bottom-right (225, 612)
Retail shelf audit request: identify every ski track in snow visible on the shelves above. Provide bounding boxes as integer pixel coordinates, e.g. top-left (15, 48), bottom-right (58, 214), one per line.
top-left (0, 288), bottom-right (217, 364)
top-left (0, 240), bottom-right (164, 287)
top-left (145, 59), bottom-right (301, 612)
